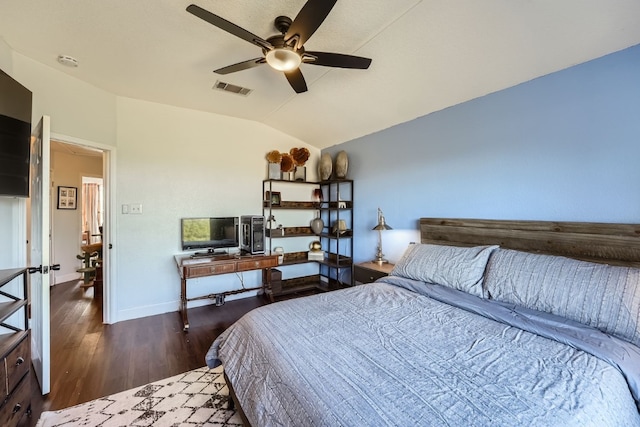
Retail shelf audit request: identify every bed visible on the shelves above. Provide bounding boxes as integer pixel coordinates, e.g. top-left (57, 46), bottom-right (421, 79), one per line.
top-left (206, 218), bottom-right (640, 426)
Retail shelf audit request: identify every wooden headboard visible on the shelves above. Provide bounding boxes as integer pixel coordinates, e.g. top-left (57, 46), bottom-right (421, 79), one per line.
top-left (419, 218), bottom-right (640, 267)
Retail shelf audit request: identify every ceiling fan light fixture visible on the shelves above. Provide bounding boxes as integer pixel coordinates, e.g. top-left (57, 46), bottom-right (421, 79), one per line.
top-left (265, 48), bottom-right (301, 72)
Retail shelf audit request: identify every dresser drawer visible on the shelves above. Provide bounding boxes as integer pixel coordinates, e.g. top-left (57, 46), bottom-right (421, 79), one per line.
top-left (0, 373), bottom-right (30, 427)
top-left (5, 335), bottom-right (30, 394)
top-left (187, 262), bottom-right (236, 278)
top-left (236, 257), bottom-right (278, 272)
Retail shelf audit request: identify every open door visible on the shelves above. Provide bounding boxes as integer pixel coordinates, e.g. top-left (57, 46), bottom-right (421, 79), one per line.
top-left (29, 115), bottom-right (51, 394)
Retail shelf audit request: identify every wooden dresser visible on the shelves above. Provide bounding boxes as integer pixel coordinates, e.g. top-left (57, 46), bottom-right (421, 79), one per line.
top-left (0, 268), bottom-right (31, 427)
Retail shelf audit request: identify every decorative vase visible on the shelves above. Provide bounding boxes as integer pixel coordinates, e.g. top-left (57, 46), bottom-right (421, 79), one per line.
top-left (281, 170), bottom-right (294, 181)
top-left (294, 166), bottom-right (306, 181)
top-left (268, 162), bottom-right (280, 180)
top-left (319, 153), bottom-right (332, 181)
top-left (335, 150), bottom-right (348, 179)
top-left (310, 213), bottom-right (324, 235)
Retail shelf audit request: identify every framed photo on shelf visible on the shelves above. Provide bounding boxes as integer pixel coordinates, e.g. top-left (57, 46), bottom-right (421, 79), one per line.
top-left (57, 186), bottom-right (77, 210)
top-left (265, 191), bottom-right (281, 206)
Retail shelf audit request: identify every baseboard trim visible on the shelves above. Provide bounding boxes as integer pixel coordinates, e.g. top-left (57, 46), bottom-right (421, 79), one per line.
top-left (55, 272), bottom-right (81, 284)
top-left (115, 291), bottom-right (259, 323)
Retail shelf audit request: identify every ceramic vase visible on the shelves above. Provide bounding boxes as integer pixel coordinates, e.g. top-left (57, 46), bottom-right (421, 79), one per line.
top-left (319, 153), bottom-right (332, 181)
top-left (310, 214), bottom-right (324, 235)
top-left (335, 151), bottom-right (348, 179)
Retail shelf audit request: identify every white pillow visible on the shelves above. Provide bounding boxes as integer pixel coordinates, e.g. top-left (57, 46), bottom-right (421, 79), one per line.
top-left (391, 243), bottom-right (499, 297)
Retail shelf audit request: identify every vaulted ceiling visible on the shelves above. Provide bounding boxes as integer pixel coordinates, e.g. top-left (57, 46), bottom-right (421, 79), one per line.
top-left (2, 1), bottom-right (640, 148)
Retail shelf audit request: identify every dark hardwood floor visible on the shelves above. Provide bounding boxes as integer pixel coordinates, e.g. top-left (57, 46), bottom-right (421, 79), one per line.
top-left (22, 280), bottom-right (272, 426)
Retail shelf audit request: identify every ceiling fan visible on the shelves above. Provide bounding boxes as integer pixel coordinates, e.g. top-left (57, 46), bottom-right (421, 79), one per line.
top-left (186, 1), bottom-right (372, 94)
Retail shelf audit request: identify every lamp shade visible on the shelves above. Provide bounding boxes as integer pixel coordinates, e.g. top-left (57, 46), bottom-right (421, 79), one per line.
top-left (372, 208), bottom-right (392, 231)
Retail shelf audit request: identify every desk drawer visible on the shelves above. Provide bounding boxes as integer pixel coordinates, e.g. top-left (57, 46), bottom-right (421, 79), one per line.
top-left (187, 262), bottom-right (236, 278)
top-left (237, 258), bottom-right (278, 272)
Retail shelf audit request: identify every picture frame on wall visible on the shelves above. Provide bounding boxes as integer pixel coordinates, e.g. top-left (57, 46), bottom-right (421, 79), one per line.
top-left (57, 186), bottom-right (77, 210)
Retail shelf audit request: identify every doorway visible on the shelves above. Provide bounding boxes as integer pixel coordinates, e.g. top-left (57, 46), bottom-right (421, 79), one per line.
top-left (48, 136), bottom-right (114, 324)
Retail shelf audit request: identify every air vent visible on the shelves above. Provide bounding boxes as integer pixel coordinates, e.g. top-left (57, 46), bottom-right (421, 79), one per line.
top-left (213, 80), bottom-right (252, 96)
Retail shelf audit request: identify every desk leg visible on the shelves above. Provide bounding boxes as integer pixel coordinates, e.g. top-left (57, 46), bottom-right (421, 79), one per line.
top-left (181, 277), bottom-right (189, 332)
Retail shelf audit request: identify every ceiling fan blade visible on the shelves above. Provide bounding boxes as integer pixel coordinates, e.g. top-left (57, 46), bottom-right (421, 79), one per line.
top-left (285, 0), bottom-right (337, 49)
top-left (305, 52), bottom-right (372, 69)
top-left (214, 58), bottom-right (266, 75)
top-left (284, 69), bottom-right (308, 93)
top-left (187, 4), bottom-right (273, 50)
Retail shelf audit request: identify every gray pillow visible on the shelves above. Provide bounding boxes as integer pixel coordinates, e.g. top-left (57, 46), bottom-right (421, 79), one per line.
top-left (484, 248), bottom-right (640, 347)
top-left (391, 243), bottom-right (499, 297)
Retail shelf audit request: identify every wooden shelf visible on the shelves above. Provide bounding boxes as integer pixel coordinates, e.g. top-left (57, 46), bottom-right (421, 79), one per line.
top-left (263, 201), bottom-right (318, 209)
top-left (266, 227), bottom-right (314, 238)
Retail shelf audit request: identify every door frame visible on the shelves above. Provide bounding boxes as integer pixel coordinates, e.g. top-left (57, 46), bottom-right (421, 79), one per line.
top-left (51, 132), bottom-right (117, 324)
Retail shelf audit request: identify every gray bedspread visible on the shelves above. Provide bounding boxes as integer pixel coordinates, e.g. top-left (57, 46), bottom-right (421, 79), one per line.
top-left (206, 278), bottom-right (640, 426)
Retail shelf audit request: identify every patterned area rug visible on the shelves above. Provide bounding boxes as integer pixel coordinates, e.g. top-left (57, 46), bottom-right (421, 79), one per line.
top-left (36, 365), bottom-right (242, 426)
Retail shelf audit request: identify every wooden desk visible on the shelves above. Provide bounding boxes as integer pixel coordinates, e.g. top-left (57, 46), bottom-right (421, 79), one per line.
top-left (175, 254), bottom-right (278, 331)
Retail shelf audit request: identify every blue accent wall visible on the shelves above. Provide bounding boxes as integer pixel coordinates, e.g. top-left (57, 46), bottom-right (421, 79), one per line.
top-left (325, 44), bottom-right (640, 263)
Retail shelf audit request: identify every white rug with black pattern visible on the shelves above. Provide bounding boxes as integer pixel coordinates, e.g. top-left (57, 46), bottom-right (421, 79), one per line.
top-left (36, 365), bottom-right (242, 426)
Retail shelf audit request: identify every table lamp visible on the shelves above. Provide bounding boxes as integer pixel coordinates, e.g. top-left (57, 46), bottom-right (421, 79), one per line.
top-left (372, 207), bottom-right (392, 264)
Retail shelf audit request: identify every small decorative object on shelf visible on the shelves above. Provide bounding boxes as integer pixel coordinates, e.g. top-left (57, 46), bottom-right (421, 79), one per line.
top-left (273, 246), bottom-right (284, 264)
top-left (266, 150), bottom-right (282, 180)
top-left (265, 191), bottom-right (281, 206)
top-left (290, 147), bottom-right (310, 181)
top-left (308, 241), bottom-right (325, 261)
top-left (280, 152), bottom-right (295, 180)
top-left (335, 150), bottom-right (349, 179)
top-left (310, 212), bottom-right (324, 234)
top-left (312, 188), bottom-right (324, 207)
top-left (332, 219), bottom-right (347, 235)
top-left (319, 152), bottom-right (332, 181)
top-left (266, 214), bottom-right (277, 230)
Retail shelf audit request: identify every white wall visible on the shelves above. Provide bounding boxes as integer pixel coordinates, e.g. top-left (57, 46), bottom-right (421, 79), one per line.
top-left (50, 150), bottom-right (103, 284)
top-left (1, 47), bottom-right (319, 323)
top-left (114, 97), bottom-right (318, 321)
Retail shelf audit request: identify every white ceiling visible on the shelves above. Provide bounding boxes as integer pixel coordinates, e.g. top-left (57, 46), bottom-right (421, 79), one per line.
top-left (2, 1), bottom-right (640, 149)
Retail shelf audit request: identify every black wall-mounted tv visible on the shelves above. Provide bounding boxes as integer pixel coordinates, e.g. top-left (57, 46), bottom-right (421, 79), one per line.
top-left (181, 217), bottom-right (239, 253)
top-left (0, 68), bottom-right (32, 198)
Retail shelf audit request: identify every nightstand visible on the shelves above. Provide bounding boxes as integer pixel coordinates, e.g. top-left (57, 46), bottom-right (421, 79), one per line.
top-left (354, 262), bottom-right (395, 285)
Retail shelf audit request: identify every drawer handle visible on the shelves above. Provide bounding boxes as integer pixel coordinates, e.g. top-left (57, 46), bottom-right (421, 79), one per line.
top-left (16, 356), bottom-right (25, 365)
top-left (13, 403), bottom-right (21, 414)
